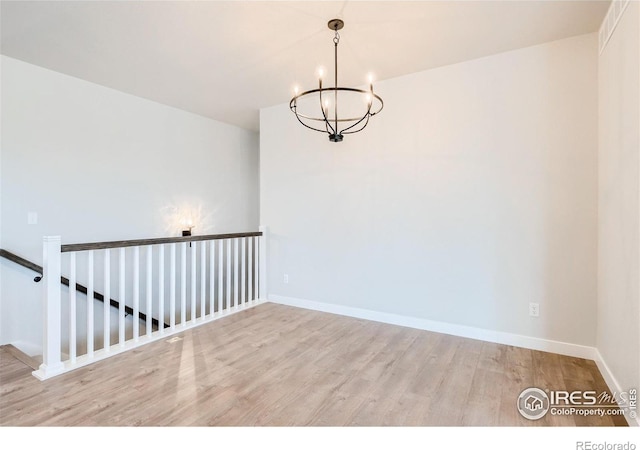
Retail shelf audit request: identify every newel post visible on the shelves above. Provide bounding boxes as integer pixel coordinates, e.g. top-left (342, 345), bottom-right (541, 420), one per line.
top-left (259, 225), bottom-right (268, 301)
top-left (33, 236), bottom-right (64, 380)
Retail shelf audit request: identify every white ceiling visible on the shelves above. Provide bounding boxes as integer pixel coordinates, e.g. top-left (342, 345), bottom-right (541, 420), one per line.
top-left (1, 1), bottom-right (609, 132)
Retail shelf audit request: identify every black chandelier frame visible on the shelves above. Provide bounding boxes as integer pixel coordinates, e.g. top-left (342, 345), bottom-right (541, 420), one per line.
top-left (289, 19), bottom-right (384, 142)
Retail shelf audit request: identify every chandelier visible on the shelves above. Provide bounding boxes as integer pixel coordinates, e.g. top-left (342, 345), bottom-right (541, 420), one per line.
top-left (289, 19), bottom-right (384, 142)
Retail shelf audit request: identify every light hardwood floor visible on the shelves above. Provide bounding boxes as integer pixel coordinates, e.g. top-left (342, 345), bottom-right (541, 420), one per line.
top-left (0, 303), bottom-right (627, 426)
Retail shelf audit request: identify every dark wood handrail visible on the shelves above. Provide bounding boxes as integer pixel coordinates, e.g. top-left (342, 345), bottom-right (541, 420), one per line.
top-left (61, 231), bottom-right (262, 253)
top-left (0, 249), bottom-right (43, 280)
top-left (0, 248), bottom-right (168, 330)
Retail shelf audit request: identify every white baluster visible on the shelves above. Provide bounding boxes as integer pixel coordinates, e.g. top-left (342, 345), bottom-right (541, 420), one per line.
top-left (200, 241), bottom-right (206, 319)
top-left (87, 250), bottom-right (94, 357)
top-left (103, 249), bottom-right (110, 351)
top-left (191, 241), bottom-right (196, 323)
top-left (170, 243), bottom-right (176, 329)
top-left (133, 246), bottom-right (139, 341)
top-left (119, 248), bottom-right (125, 345)
top-left (259, 226), bottom-right (268, 301)
top-left (253, 236), bottom-right (258, 300)
top-left (69, 252), bottom-right (77, 362)
top-left (180, 242), bottom-right (187, 325)
top-left (146, 245), bottom-right (152, 337)
top-left (248, 237), bottom-right (253, 302)
top-left (226, 239), bottom-right (231, 310)
top-left (189, 242), bottom-right (198, 322)
top-left (209, 240), bottom-right (215, 316)
top-left (158, 245), bottom-right (165, 334)
top-left (241, 237), bottom-right (246, 307)
top-left (218, 239), bottom-right (224, 312)
top-left (35, 236), bottom-right (64, 379)
top-left (234, 238), bottom-right (239, 309)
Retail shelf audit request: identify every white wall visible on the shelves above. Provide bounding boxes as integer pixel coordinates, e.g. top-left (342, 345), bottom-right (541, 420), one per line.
top-left (597, 1), bottom-right (640, 396)
top-left (261, 33), bottom-right (598, 348)
top-left (0, 56), bottom-right (259, 350)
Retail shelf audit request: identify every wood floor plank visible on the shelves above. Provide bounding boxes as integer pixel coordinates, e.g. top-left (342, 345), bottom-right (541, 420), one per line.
top-left (0, 303), bottom-right (627, 426)
top-left (497, 345), bottom-right (536, 426)
top-left (462, 367), bottom-right (504, 426)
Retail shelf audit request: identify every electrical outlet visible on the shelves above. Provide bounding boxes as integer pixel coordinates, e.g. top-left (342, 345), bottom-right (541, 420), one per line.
top-left (529, 302), bottom-right (540, 317)
top-left (27, 212), bottom-right (38, 225)
top-left (283, 274), bottom-right (289, 284)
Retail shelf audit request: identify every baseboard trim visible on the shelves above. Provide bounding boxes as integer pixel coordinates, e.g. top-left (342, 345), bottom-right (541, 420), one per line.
top-left (268, 295), bottom-right (596, 360)
top-left (10, 340), bottom-right (43, 358)
top-left (594, 349), bottom-right (639, 427)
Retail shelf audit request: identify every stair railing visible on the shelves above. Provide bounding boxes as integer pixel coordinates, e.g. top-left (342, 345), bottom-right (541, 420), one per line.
top-left (34, 226), bottom-right (267, 380)
top-left (0, 248), bottom-right (166, 329)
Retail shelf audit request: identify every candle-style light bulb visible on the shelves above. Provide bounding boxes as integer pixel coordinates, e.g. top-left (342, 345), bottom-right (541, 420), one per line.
top-left (368, 73), bottom-right (374, 92)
